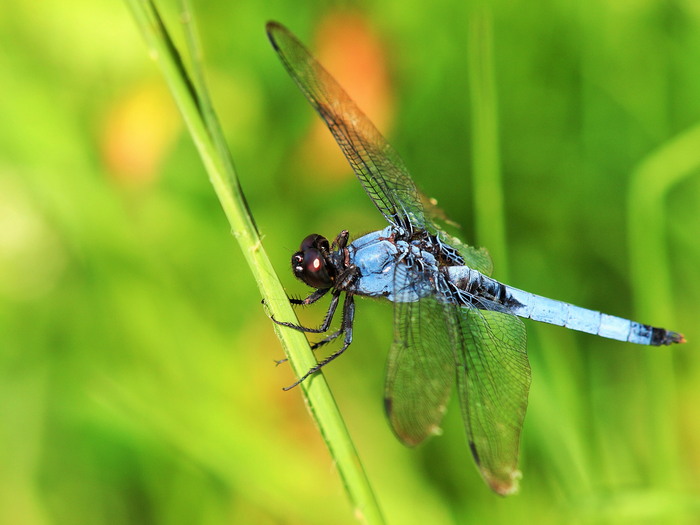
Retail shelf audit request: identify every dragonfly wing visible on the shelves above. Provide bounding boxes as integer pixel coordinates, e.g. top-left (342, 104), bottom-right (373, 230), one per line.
top-left (443, 231), bottom-right (493, 277)
top-left (266, 22), bottom-right (426, 231)
top-left (451, 305), bottom-right (530, 495)
top-left (384, 264), bottom-right (454, 445)
top-left (418, 196), bottom-right (494, 276)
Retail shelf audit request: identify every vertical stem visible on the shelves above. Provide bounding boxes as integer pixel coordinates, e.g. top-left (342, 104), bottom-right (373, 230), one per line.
top-left (123, 1), bottom-right (384, 522)
top-left (468, 6), bottom-right (509, 279)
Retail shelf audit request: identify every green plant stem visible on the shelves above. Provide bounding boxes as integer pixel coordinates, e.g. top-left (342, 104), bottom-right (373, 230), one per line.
top-left (468, 5), bottom-right (509, 279)
top-left (123, 1), bottom-right (384, 522)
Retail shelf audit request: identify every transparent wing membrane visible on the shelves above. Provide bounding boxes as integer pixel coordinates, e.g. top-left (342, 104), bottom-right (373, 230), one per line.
top-left (452, 307), bottom-right (530, 495)
top-left (385, 266), bottom-right (455, 446)
top-left (267, 22), bottom-right (426, 231)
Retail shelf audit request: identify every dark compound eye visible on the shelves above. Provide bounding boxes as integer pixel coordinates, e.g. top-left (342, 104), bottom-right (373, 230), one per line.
top-left (299, 234), bottom-right (330, 253)
top-left (292, 235), bottom-right (333, 289)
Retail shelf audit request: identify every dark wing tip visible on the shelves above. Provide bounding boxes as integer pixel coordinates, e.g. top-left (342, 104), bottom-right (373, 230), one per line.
top-left (265, 21), bottom-right (285, 49)
top-left (265, 20), bottom-right (283, 33)
top-left (468, 440), bottom-right (481, 465)
top-left (383, 396), bottom-right (393, 416)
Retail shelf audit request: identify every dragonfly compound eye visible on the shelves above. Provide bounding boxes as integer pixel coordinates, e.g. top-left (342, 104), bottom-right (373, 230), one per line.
top-left (292, 248), bottom-right (333, 289)
top-left (299, 234), bottom-right (330, 253)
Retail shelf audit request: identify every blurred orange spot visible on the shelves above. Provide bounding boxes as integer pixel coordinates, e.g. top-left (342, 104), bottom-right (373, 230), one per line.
top-left (300, 12), bottom-right (395, 182)
top-left (101, 81), bottom-right (181, 188)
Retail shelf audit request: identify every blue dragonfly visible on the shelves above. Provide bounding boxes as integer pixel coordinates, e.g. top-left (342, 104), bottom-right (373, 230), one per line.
top-left (266, 21), bottom-right (685, 495)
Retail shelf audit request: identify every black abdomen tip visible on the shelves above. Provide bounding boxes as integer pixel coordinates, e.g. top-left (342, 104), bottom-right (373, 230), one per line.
top-left (651, 327), bottom-right (686, 346)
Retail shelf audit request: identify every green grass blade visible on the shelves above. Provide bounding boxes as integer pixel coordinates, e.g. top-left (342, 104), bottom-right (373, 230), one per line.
top-left (628, 124), bottom-right (700, 490)
top-left (123, 1), bottom-right (384, 522)
top-left (468, 6), bottom-right (509, 279)
top-left (628, 124), bottom-right (700, 321)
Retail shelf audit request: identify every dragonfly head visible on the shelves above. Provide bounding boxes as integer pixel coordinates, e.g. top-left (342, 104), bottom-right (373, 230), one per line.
top-left (292, 234), bottom-right (335, 289)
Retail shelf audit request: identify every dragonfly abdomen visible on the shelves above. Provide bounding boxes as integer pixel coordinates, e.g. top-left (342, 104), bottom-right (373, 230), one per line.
top-left (447, 267), bottom-right (684, 346)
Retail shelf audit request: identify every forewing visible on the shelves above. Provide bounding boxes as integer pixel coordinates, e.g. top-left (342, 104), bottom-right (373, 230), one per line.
top-left (451, 306), bottom-right (530, 495)
top-left (266, 22), bottom-right (426, 230)
top-left (384, 265), bottom-right (454, 446)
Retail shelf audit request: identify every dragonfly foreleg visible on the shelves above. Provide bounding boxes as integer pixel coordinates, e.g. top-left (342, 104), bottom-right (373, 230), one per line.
top-left (331, 229), bottom-right (349, 250)
top-left (289, 287), bottom-right (330, 306)
top-left (282, 294), bottom-right (356, 390)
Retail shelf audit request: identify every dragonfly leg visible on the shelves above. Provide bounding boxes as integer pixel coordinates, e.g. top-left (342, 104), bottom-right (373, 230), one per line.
top-left (310, 330), bottom-right (343, 350)
top-left (265, 287), bottom-right (330, 351)
top-left (334, 264), bottom-right (359, 290)
top-left (289, 287), bottom-right (329, 306)
top-left (274, 328), bottom-right (343, 366)
top-left (271, 289), bottom-right (339, 333)
top-left (331, 229), bottom-right (349, 250)
top-left (283, 294), bottom-right (355, 390)
top-left (271, 289), bottom-right (340, 366)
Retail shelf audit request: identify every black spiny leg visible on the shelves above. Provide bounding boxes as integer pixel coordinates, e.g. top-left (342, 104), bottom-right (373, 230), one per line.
top-left (283, 294), bottom-right (356, 391)
top-left (270, 288), bottom-right (338, 333)
top-left (270, 289), bottom-right (341, 366)
top-left (289, 288), bottom-right (330, 307)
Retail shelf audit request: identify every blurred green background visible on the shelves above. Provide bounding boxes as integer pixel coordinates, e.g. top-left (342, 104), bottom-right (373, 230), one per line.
top-left (1, 0), bottom-right (699, 523)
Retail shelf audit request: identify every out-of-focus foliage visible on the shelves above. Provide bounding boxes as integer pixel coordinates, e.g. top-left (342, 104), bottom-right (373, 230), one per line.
top-left (1, 0), bottom-right (698, 523)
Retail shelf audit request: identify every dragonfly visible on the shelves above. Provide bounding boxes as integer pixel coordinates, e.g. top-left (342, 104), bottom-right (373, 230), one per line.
top-left (265, 21), bottom-right (685, 495)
